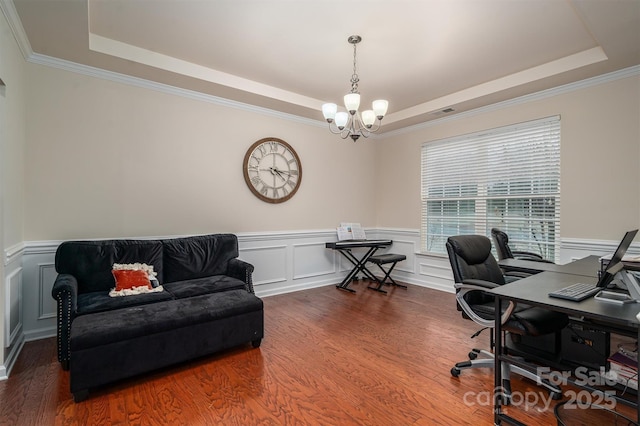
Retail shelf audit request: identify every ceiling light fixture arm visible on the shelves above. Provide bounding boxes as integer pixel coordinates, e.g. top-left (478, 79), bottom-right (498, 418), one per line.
top-left (325, 111), bottom-right (383, 142)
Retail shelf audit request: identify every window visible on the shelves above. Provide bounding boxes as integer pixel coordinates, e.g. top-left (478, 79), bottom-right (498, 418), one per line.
top-left (421, 116), bottom-right (560, 261)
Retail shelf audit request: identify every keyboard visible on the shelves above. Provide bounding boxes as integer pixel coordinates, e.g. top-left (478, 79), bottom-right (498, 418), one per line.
top-left (548, 282), bottom-right (600, 302)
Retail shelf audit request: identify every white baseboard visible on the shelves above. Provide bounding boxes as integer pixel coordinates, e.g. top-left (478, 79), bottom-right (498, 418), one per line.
top-left (0, 334), bottom-right (25, 380)
top-left (23, 328), bottom-right (56, 342)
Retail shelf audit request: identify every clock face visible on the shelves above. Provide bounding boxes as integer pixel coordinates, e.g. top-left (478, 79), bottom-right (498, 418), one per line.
top-left (243, 137), bottom-right (302, 203)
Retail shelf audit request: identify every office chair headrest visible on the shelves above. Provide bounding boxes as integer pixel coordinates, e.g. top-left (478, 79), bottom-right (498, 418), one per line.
top-left (491, 228), bottom-right (508, 242)
top-left (491, 228), bottom-right (513, 259)
top-left (447, 235), bottom-right (493, 265)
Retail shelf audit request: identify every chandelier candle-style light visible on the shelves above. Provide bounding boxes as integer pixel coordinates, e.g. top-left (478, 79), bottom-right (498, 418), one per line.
top-left (322, 35), bottom-right (388, 142)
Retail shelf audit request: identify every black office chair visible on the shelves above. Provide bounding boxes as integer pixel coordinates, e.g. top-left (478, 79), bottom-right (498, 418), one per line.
top-left (446, 235), bottom-right (568, 400)
top-left (491, 228), bottom-right (554, 263)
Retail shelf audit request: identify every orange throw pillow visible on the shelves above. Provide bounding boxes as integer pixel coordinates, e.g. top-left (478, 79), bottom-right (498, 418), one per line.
top-left (112, 269), bottom-right (152, 291)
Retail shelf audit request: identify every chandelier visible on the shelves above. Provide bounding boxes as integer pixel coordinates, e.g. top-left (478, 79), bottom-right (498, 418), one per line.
top-left (321, 35), bottom-right (388, 142)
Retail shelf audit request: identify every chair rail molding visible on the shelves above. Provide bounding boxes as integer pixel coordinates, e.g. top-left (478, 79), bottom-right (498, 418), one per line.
top-left (560, 237), bottom-right (640, 263)
top-left (4, 241), bottom-right (25, 266)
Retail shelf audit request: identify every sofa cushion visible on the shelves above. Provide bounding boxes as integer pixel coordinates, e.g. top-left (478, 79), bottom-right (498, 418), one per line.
top-left (162, 234), bottom-right (239, 283)
top-left (56, 239), bottom-right (164, 294)
top-left (113, 240), bottom-right (164, 285)
top-left (71, 289), bottom-right (264, 351)
top-left (163, 275), bottom-right (246, 299)
top-left (77, 290), bottom-right (174, 316)
top-left (55, 241), bottom-right (117, 294)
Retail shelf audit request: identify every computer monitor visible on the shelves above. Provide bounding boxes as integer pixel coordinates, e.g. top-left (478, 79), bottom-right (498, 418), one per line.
top-left (596, 229), bottom-right (638, 289)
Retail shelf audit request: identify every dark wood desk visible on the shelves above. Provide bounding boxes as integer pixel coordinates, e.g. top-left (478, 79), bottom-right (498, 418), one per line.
top-left (325, 239), bottom-right (392, 292)
top-left (498, 255), bottom-right (601, 277)
top-left (491, 260), bottom-right (640, 425)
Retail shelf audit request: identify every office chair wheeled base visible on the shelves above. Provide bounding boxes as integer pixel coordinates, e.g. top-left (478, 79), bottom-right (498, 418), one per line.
top-left (450, 348), bottom-right (494, 377)
top-left (450, 349), bottom-right (562, 403)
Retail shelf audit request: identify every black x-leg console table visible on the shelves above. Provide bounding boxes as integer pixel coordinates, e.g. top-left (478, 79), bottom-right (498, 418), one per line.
top-left (325, 239), bottom-right (392, 292)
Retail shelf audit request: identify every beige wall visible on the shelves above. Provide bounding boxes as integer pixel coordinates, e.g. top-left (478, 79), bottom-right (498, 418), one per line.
top-left (24, 63), bottom-right (379, 241)
top-left (0, 7), bottom-right (27, 367)
top-left (375, 74), bottom-right (640, 241)
top-left (21, 48), bottom-right (640, 244)
top-left (0, 13), bottom-right (26, 249)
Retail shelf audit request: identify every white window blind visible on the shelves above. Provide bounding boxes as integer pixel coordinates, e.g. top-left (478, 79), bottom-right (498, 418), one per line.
top-left (420, 116), bottom-right (561, 260)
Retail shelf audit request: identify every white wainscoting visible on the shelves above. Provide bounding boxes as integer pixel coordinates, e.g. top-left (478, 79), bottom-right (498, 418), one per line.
top-left (2, 228), bottom-right (638, 379)
top-left (5, 266), bottom-right (23, 348)
top-left (371, 228), bottom-right (454, 292)
top-left (238, 230), bottom-right (340, 296)
top-left (2, 245), bottom-right (25, 379)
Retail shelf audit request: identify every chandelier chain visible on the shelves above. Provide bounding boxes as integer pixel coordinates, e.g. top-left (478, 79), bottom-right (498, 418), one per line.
top-left (350, 42), bottom-right (359, 94)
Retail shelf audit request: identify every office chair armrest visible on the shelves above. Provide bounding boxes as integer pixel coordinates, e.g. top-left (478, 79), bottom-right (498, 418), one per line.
top-left (454, 282), bottom-right (517, 328)
top-left (513, 250), bottom-right (543, 259)
top-left (461, 278), bottom-right (500, 289)
top-left (512, 251), bottom-right (554, 263)
top-left (504, 271), bottom-right (531, 280)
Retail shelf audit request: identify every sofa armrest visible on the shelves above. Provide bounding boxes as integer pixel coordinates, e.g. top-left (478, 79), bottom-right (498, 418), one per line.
top-left (227, 258), bottom-right (255, 294)
top-left (51, 274), bottom-right (79, 368)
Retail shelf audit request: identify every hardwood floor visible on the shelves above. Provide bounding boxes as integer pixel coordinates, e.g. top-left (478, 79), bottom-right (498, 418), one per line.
top-left (0, 281), bottom-right (635, 425)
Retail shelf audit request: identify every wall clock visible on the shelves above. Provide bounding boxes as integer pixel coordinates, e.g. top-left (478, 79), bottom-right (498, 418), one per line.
top-left (243, 137), bottom-right (302, 204)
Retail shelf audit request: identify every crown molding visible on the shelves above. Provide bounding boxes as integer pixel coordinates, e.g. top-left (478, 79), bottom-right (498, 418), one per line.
top-left (0, 0), bottom-right (33, 59)
top-left (382, 65), bottom-right (640, 138)
top-left (0, 0), bottom-right (324, 128)
top-left (27, 53), bottom-right (326, 129)
top-left (32, 45), bottom-right (634, 140)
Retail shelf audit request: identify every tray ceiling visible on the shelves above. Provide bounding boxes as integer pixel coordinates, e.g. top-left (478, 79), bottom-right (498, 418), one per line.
top-left (11, 0), bottom-right (640, 133)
